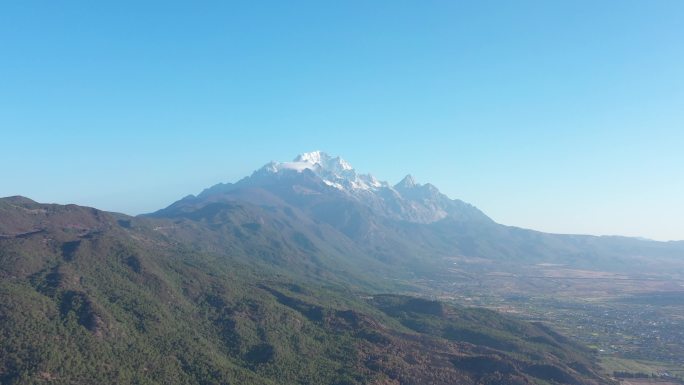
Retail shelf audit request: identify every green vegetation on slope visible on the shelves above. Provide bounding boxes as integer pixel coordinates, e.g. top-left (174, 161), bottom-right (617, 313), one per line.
top-left (0, 197), bottom-right (610, 385)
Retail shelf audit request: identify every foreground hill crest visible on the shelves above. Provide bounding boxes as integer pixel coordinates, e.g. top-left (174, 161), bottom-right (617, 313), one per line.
top-left (0, 196), bottom-right (610, 385)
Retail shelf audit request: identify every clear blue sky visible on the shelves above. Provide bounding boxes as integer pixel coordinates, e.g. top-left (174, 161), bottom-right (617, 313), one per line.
top-left (1, 1), bottom-right (682, 240)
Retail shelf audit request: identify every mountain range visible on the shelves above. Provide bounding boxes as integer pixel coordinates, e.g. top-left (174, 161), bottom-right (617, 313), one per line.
top-left (153, 151), bottom-right (684, 277)
top-left (1, 151), bottom-right (682, 385)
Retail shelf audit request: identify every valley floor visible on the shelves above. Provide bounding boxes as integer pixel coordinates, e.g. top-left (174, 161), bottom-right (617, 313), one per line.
top-left (619, 378), bottom-right (683, 385)
top-left (413, 260), bottom-right (684, 382)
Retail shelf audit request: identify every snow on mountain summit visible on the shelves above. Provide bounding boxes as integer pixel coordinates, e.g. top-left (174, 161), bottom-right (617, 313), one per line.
top-left (253, 151), bottom-right (486, 223)
top-left (293, 151), bottom-right (354, 172)
top-left (260, 151), bottom-right (384, 192)
top-left (294, 150), bottom-right (325, 164)
top-left (263, 151), bottom-right (352, 174)
top-left (201, 151), bottom-right (492, 225)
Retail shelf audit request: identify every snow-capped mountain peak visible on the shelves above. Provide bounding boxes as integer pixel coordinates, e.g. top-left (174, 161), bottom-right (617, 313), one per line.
top-left (263, 151), bottom-right (354, 174)
top-left (294, 150), bottom-right (324, 164)
top-left (201, 151), bottom-right (491, 225)
top-left (260, 151), bottom-right (380, 192)
top-left (293, 151), bottom-right (354, 172)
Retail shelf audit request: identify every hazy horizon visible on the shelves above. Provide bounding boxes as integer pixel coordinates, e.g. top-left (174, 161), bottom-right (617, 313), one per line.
top-left (2, 1), bottom-right (683, 241)
top-left (3, 148), bottom-right (682, 242)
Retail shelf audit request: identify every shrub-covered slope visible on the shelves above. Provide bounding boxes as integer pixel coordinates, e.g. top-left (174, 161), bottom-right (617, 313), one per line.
top-left (0, 197), bottom-right (609, 385)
